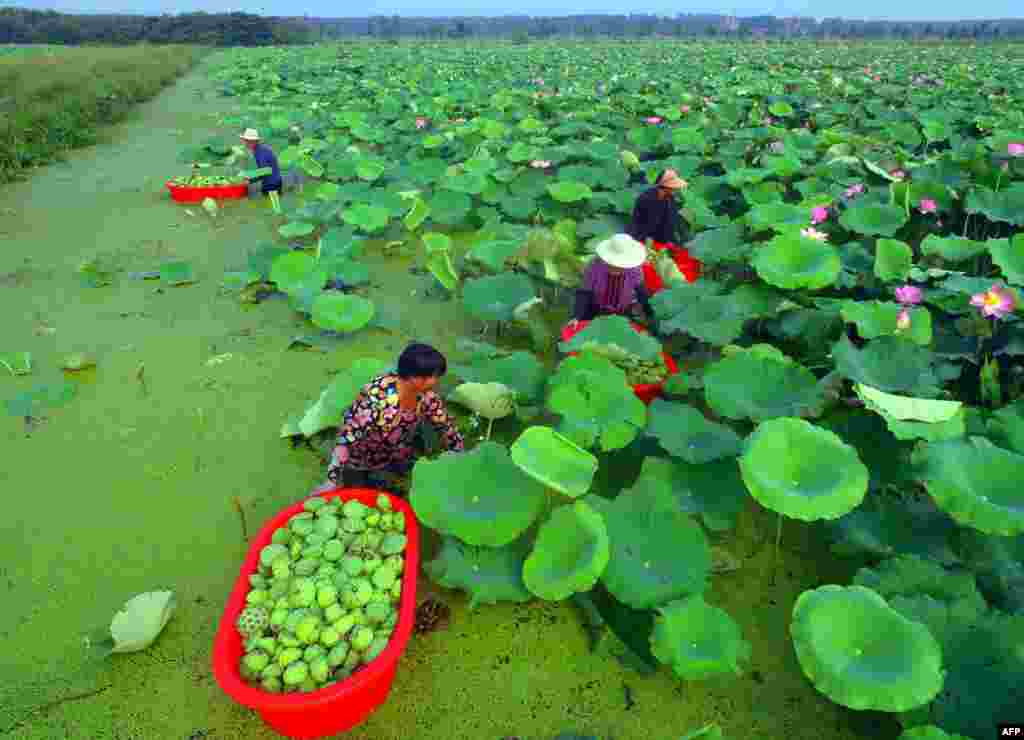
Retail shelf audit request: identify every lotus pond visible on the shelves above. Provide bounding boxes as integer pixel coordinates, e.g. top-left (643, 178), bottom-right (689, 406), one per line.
top-left (2, 39), bottom-right (1024, 740)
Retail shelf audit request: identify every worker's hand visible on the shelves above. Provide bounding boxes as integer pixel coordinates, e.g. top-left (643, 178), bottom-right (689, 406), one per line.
top-left (566, 318), bottom-right (580, 331)
top-left (310, 480), bottom-right (335, 497)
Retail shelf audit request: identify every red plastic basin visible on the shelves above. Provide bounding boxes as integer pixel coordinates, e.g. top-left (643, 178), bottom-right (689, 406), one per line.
top-left (166, 180), bottom-right (248, 203)
top-left (559, 319), bottom-right (679, 405)
top-left (212, 487), bottom-right (419, 739)
top-left (642, 240), bottom-right (702, 295)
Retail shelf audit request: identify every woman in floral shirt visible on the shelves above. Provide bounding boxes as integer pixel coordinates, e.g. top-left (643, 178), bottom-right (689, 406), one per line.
top-left (323, 343), bottom-right (465, 493)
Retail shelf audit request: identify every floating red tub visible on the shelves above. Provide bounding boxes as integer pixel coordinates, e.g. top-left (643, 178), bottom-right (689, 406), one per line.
top-left (212, 487), bottom-right (419, 739)
top-left (166, 180), bottom-right (248, 203)
top-left (642, 240), bottom-right (702, 295)
top-left (559, 319), bottom-right (679, 405)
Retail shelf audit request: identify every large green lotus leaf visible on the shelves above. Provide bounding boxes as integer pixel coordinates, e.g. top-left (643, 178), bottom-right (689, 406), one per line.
top-left (443, 171), bottom-right (488, 195)
top-left (270, 252), bottom-right (326, 295)
top-left (965, 185), bottom-right (1024, 226)
top-left (854, 385), bottom-right (961, 423)
top-left (987, 398), bottom-right (1024, 454)
top-left (645, 399), bottom-right (742, 464)
top-left (293, 357), bottom-right (388, 437)
top-left (448, 382), bottom-right (516, 420)
top-left (547, 352), bottom-right (647, 452)
top-left (5, 380), bottom-right (76, 417)
top-left (509, 425), bottom-right (599, 498)
top-left (522, 500), bottom-right (610, 601)
top-left (278, 221), bottom-right (316, 239)
top-left (558, 314), bottom-right (662, 362)
top-left (462, 273), bottom-right (536, 323)
top-left (247, 242), bottom-right (289, 281)
top-left (988, 234), bottom-right (1024, 286)
top-left (409, 440), bottom-right (546, 547)
top-left (425, 249), bottom-right (459, 292)
top-left (355, 159), bottom-right (386, 181)
top-left (832, 335), bottom-right (942, 397)
top-left (703, 344), bottom-right (824, 422)
top-left (897, 727), bottom-right (971, 740)
top-left (875, 238), bottom-right (914, 281)
top-left (651, 283), bottom-right (755, 346)
top-left (403, 197), bottom-right (430, 231)
top-left (739, 417), bottom-right (868, 522)
top-left (467, 239), bottom-right (521, 272)
top-left (746, 202), bottom-right (808, 231)
top-left (839, 202), bottom-right (908, 237)
top-left (449, 351), bottom-right (546, 404)
top-left (547, 181), bottom-right (593, 203)
top-left (790, 585), bottom-right (945, 712)
top-left (629, 456), bottom-right (750, 533)
top-left (586, 484), bottom-right (710, 609)
top-left (341, 204), bottom-right (391, 233)
top-left (912, 436), bottom-right (1024, 536)
top-left (428, 190), bottom-right (473, 225)
top-left (686, 224), bottom-right (750, 266)
top-left (841, 301), bottom-right (932, 346)
top-left (920, 235), bottom-right (988, 262)
top-left (425, 534), bottom-right (533, 609)
top-left (650, 596), bottom-right (751, 680)
top-left (752, 233), bottom-right (841, 291)
top-left (310, 292), bottom-right (374, 333)
top-left (853, 555), bottom-right (986, 617)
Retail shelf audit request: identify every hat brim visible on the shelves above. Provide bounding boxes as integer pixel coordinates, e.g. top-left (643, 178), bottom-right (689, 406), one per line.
top-left (239, 134), bottom-right (260, 141)
top-left (659, 176), bottom-right (686, 190)
top-left (596, 241), bottom-right (647, 269)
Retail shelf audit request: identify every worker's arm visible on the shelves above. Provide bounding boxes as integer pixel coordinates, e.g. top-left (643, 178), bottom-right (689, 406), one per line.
top-left (422, 393), bottom-right (465, 452)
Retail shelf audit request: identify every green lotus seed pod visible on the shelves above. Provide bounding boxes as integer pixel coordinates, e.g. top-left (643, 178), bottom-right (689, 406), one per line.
top-left (352, 579), bottom-right (374, 607)
top-left (364, 601), bottom-right (390, 624)
top-left (343, 500), bottom-right (370, 519)
top-left (342, 557), bottom-right (364, 577)
top-left (389, 579), bottom-right (402, 602)
top-left (289, 581), bottom-right (316, 608)
top-left (289, 512), bottom-right (315, 537)
top-left (376, 512), bottom-right (392, 530)
top-left (351, 626), bottom-right (374, 652)
top-left (323, 540), bottom-right (344, 561)
top-left (303, 496), bottom-right (327, 513)
top-left (260, 544), bottom-right (288, 569)
top-left (372, 567), bottom-right (397, 591)
top-left (333, 572), bottom-right (350, 592)
top-left (268, 579), bottom-right (290, 600)
top-left (320, 625), bottom-right (341, 647)
top-left (246, 589), bottom-right (269, 606)
top-left (271, 556), bottom-right (291, 580)
top-left (334, 614), bottom-right (357, 636)
top-left (244, 650), bottom-right (270, 673)
top-left (327, 641), bottom-right (350, 668)
top-left (375, 494), bottom-right (392, 512)
top-left (366, 511), bottom-right (381, 527)
top-left (249, 573), bottom-right (269, 590)
top-left (310, 656), bottom-right (330, 683)
top-left (321, 503), bottom-right (340, 516)
top-left (383, 610), bottom-right (398, 630)
top-left (295, 615), bottom-right (320, 644)
top-left (289, 540), bottom-right (303, 559)
top-left (339, 532), bottom-right (356, 548)
top-left (380, 533), bottom-right (407, 556)
top-left (255, 637), bottom-right (278, 655)
top-left (299, 677), bottom-right (318, 692)
top-left (363, 636), bottom-right (389, 664)
top-left (342, 649), bottom-right (361, 670)
top-left (294, 558), bottom-right (319, 577)
top-left (304, 532), bottom-right (328, 547)
top-left (324, 603), bottom-right (345, 623)
top-left (342, 516), bottom-right (367, 534)
top-left (384, 554), bottom-right (404, 573)
top-left (278, 647), bottom-right (303, 668)
top-left (283, 661), bottom-right (309, 686)
top-left (261, 676), bottom-right (283, 693)
top-left (334, 668), bottom-right (353, 681)
top-left (261, 662), bottom-right (283, 679)
top-left (394, 515), bottom-right (405, 533)
top-left (350, 610), bottom-right (365, 626)
top-left (317, 585), bottom-right (339, 608)
top-left (363, 556), bottom-right (383, 574)
top-left (303, 644), bottom-right (326, 663)
top-left (271, 528), bottom-right (292, 546)
top-left (278, 631), bottom-right (300, 648)
top-left (315, 515), bottom-right (339, 538)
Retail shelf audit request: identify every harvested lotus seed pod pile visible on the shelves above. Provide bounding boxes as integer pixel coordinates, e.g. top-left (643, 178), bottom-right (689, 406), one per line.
top-left (235, 494), bottom-right (408, 694)
top-left (168, 175), bottom-right (247, 187)
top-left (578, 340), bottom-right (668, 386)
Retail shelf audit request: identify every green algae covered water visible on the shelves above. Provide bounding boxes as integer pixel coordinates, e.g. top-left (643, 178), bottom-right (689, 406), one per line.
top-left (0, 55), bottom-right (897, 740)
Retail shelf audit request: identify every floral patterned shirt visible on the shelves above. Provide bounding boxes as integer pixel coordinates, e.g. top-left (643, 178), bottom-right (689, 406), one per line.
top-left (329, 373), bottom-right (464, 474)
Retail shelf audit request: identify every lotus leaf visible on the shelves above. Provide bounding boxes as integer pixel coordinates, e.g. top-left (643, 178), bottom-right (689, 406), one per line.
top-left (854, 384), bottom-right (962, 425)
top-left (92, 590), bottom-right (177, 656)
top-left (462, 272), bottom-right (536, 323)
top-left (838, 202), bottom-right (908, 237)
top-left (160, 261), bottom-right (195, 286)
top-left (546, 352), bottom-right (647, 452)
top-left (920, 235), bottom-right (988, 262)
top-left (874, 239), bottom-right (914, 281)
top-left (270, 252), bottom-right (326, 296)
top-left (547, 181), bottom-right (593, 203)
top-left (341, 204), bottom-right (390, 233)
top-left (987, 398), bottom-right (1024, 454)
top-left (509, 425), bottom-right (598, 498)
top-left (912, 436), bottom-right (1024, 536)
top-left (832, 335), bottom-right (942, 398)
top-left (841, 301), bottom-right (933, 346)
top-left (739, 417), bottom-right (868, 522)
top-left (522, 500), bottom-right (610, 601)
top-left (290, 357), bottom-right (388, 438)
top-left (702, 345), bottom-right (824, 422)
top-left (585, 484), bottom-right (710, 609)
top-left (853, 555), bottom-right (986, 617)
top-left (897, 727), bottom-right (970, 740)
top-left (468, 238), bottom-right (521, 272)
top-left (410, 440), bottom-right (546, 547)
top-left (629, 455), bottom-right (750, 533)
top-left (790, 585), bottom-right (945, 712)
top-left (649, 595), bottom-right (751, 680)
top-left (450, 350), bottom-right (547, 404)
top-left (0, 351), bottom-right (32, 376)
top-left (425, 534), bottom-right (533, 609)
top-left (645, 399), bottom-right (742, 464)
top-left (310, 293), bottom-right (375, 333)
top-left (448, 382), bottom-right (516, 420)
top-left (965, 184), bottom-right (1024, 226)
top-left (5, 380), bottom-right (76, 417)
top-left (650, 285), bottom-right (753, 346)
top-left (988, 234), bottom-right (1024, 286)
top-left (279, 221), bottom-right (316, 239)
top-left (558, 315), bottom-right (662, 362)
top-left (752, 233), bottom-right (841, 291)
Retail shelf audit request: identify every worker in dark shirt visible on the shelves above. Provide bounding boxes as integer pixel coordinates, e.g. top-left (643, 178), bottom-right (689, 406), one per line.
top-left (239, 128), bottom-right (283, 195)
top-left (628, 169), bottom-right (701, 292)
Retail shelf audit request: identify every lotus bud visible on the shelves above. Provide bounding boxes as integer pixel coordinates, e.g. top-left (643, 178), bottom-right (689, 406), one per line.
top-left (327, 641), bottom-right (350, 668)
top-left (309, 656), bottom-right (330, 683)
top-left (351, 626), bottom-right (374, 652)
top-left (283, 661), bottom-right (309, 685)
top-left (278, 647), bottom-right (303, 668)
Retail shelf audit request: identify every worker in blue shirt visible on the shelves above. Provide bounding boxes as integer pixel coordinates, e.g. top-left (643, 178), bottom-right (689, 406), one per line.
top-left (239, 128), bottom-right (283, 198)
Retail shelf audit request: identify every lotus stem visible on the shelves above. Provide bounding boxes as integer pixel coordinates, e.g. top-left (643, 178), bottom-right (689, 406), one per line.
top-left (769, 513), bottom-right (783, 586)
top-left (232, 496), bottom-right (249, 542)
top-left (485, 417), bottom-right (494, 440)
top-left (0, 359), bottom-right (15, 377)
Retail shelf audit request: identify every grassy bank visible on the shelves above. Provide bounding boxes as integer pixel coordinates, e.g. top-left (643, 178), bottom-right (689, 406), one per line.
top-left (0, 44), bottom-right (205, 182)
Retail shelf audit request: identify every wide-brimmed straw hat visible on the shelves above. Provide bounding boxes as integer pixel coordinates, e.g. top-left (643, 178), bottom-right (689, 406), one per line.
top-left (658, 169), bottom-right (687, 190)
top-left (596, 233), bottom-right (647, 270)
top-left (239, 128), bottom-right (261, 141)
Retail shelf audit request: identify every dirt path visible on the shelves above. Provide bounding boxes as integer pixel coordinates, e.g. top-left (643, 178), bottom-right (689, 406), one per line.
top-left (0, 55), bottom-right (888, 740)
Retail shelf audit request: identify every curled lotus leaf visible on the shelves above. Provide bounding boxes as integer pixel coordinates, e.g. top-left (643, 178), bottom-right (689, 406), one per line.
top-left (586, 483), bottom-right (710, 609)
top-left (832, 335), bottom-right (942, 398)
top-left (509, 425), bottom-right (598, 498)
top-left (310, 292), bottom-right (375, 333)
top-left (739, 417), bottom-right (868, 522)
top-left (649, 595), bottom-right (751, 680)
top-left (912, 436), bottom-right (1024, 536)
top-left (448, 382), bottom-right (516, 420)
top-left (105, 590), bottom-right (177, 654)
top-left (462, 272), bottom-right (537, 323)
top-left (752, 233), bottom-right (841, 291)
top-left (450, 350), bottom-right (547, 404)
top-left (790, 585), bottom-right (945, 712)
top-left (410, 441), bottom-right (547, 547)
top-left (702, 344), bottom-right (824, 422)
top-left (628, 456), bottom-right (750, 533)
top-left (291, 357), bottom-right (388, 438)
top-left (425, 534), bottom-right (532, 610)
top-left (854, 384), bottom-right (965, 442)
top-left (522, 500), bottom-right (610, 601)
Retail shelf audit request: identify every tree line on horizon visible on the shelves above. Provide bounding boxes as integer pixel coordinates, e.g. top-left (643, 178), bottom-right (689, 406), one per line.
top-left (1, 6), bottom-right (1022, 46)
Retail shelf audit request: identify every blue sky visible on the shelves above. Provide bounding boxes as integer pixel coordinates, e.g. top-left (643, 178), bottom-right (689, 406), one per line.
top-left (15, 0), bottom-right (1021, 21)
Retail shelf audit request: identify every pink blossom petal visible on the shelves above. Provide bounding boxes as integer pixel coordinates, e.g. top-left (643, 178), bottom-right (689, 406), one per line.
top-left (1008, 142), bottom-right (1024, 157)
top-left (811, 206), bottom-right (829, 224)
top-left (918, 198), bottom-right (938, 214)
top-left (896, 308), bottom-right (911, 331)
top-left (895, 285), bottom-right (923, 305)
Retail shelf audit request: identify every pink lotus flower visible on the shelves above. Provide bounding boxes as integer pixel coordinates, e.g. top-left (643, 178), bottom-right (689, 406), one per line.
top-left (896, 308), bottom-right (912, 331)
top-left (415, 117), bottom-right (428, 129)
top-left (971, 285), bottom-right (1017, 319)
top-left (533, 77), bottom-right (545, 86)
top-left (801, 227), bottom-right (828, 242)
top-left (895, 285), bottom-right (923, 305)
top-left (844, 183), bottom-right (865, 198)
top-left (918, 198), bottom-right (938, 214)
top-left (530, 160), bottom-right (552, 169)
top-left (765, 117), bottom-right (776, 126)
top-left (890, 169), bottom-right (906, 181)
top-left (645, 116), bottom-right (662, 125)
top-left (872, 75), bottom-right (881, 82)
top-left (1009, 142), bottom-right (1024, 157)
top-left (811, 206), bottom-right (829, 225)
top-left (680, 104), bottom-right (691, 114)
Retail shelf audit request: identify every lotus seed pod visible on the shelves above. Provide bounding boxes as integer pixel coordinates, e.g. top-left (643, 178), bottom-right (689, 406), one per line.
top-left (303, 496), bottom-right (327, 513)
top-left (372, 567), bottom-right (398, 591)
top-left (324, 603), bottom-right (345, 624)
top-left (376, 512), bottom-right (392, 530)
top-left (342, 649), bottom-right (362, 671)
top-left (393, 515), bottom-right (405, 533)
top-left (299, 677), bottom-right (318, 692)
top-left (351, 626), bottom-right (374, 652)
top-left (289, 511), bottom-right (315, 533)
top-left (283, 661), bottom-right (309, 686)
top-left (303, 644), bottom-right (326, 663)
top-left (245, 589), bottom-right (269, 606)
top-left (317, 585), bottom-right (339, 608)
top-left (289, 580), bottom-right (316, 608)
top-left (363, 636), bottom-right (389, 664)
top-left (321, 503), bottom-right (340, 516)
top-left (320, 625), bottom-right (341, 647)
top-left (342, 556), bottom-right (364, 577)
top-left (310, 656), bottom-right (330, 683)
top-left (343, 500), bottom-right (370, 519)
top-left (249, 574), bottom-right (269, 590)
top-left (289, 540), bottom-right (303, 559)
top-left (260, 544), bottom-right (288, 569)
top-left (352, 579), bottom-right (374, 606)
top-left (334, 613), bottom-right (357, 636)
top-left (236, 606), bottom-right (270, 638)
top-left (294, 558), bottom-right (319, 577)
top-left (323, 540), bottom-right (344, 561)
top-left (376, 494), bottom-right (392, 512)
top-left (332, 571), bottom-right (350, 592)
top-left (278, 632), bottom-right (300, 648)
top-left (327, 641), bottom-right (350, 668)
top-left (268, 579), bottom-right (290, 600)
top-left (368, 590), bottom-right (390, 606)
top-left (389, 580), bottom-right (402, 602)
top-left (261, 676), bottom-right (283, 693)
top-left (383, 610), bottom-right (398, 630)
top-left (271, 528), bottom-right (292, 546)
top-left (243, 651), bottom-right (270, 673)
top-left (295, 615), bottom-right (321, 645)
top-left (315, 515), bottom-right (339, 538)
top-left (365, 531), bottom-right (385, 552)
top-left (316, 564), bottom-right (338, 581)
top-left (261, 662), bottom-right (283, 680)
top-left (381, 533), bottom-right (407, 556)
top-left (364, 601), bottom-right (390, 624)
top-left (366, 511), bottom-right (381, 527)
top-left (305, 531), bottom-right (329, 546)
top-left (350, 610), bottom-right (366, 627)
top-left (384, 554), bottom-right (404, 573)
top-left (255, 636), bottom-right (278, 655)
top-left (342, 516), bottom-right (367, 534)
top-left (278, 647), bottom-right (303, 668)
top-left (364, 556), bottom-right (383, 574)
top-left (271, 556), bottom-right (291, 580)
top-left (284, 607), bottom-right (308, 633)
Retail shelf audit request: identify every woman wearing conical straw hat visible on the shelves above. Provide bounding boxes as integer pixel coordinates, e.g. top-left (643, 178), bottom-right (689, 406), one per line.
top-left (239, 128), bottom-right (283, 211)
top-left (628, 168), bottom-right (702, 293)
top-left (565, 233), bottom-right (658, 333)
